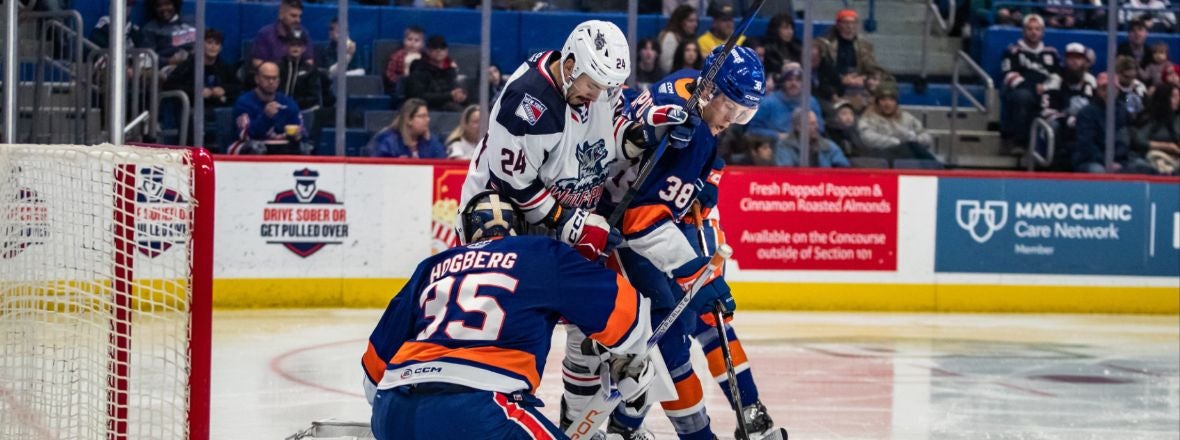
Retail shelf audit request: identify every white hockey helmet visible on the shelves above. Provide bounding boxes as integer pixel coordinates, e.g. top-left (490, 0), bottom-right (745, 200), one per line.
top-left (559, 20), bottom-right (631, 93)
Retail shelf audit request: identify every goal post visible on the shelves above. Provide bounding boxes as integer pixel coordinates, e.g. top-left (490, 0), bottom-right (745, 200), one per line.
top-left (0, 143), bottom-right (213, 440)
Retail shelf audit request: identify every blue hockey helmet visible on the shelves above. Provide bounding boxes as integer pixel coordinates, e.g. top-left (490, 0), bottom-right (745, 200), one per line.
top-left (700, 45), bottom-right (766, 114)
top-left (459, 190), bottom-right (527, 244)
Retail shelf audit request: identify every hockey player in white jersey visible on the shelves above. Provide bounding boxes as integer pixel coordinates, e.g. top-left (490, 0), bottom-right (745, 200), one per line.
top-left (459, 20), bottom-right (690, 262)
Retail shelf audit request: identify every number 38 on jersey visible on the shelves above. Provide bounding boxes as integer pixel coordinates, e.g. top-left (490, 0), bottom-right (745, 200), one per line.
top-left (657, 176), bottom-right (696, 210)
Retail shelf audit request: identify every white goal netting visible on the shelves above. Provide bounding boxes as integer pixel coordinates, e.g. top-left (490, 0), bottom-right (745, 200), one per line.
top-left (0, 143), bottom-right (208, 440)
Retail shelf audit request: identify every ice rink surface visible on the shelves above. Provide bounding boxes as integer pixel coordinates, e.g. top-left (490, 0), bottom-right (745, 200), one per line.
top-left (212, 310), bottom-right (1180, 440)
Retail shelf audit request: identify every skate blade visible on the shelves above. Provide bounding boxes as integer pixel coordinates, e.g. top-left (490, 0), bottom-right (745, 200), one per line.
top-left (754, 427), bottom-right (788, 440)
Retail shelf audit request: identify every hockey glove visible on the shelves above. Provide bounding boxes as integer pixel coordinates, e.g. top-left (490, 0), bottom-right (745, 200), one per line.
top-left (551, 206), bottom-right (622, 261)
top-left (671, 256), bottom-right (731, 313)
top-left (669, 115), bottom-right (700, 149)
top-left (693, 157), bottom-right (725, 212)
top-left (579, 339), bottom-right (655, 403)
top-left (612, 355), bottom-right (655, 403)
top-left (624, 90), bottom-right (689, 127)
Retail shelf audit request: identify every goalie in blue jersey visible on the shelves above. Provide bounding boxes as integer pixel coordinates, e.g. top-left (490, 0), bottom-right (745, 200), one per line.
top-left (362, 191), bottom-right (656, 440)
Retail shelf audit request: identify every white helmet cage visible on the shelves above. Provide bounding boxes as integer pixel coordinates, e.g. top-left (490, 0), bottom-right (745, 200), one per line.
top-left (559, 20), bottom-right (632, 96)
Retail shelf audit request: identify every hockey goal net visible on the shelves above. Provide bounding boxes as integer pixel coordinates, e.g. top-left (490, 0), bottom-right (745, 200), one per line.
top-left (0, 144), bottom-right (213, 440)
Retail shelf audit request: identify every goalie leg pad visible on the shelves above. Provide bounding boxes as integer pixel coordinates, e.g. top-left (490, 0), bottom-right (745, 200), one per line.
top-left (562, 326), bottom-right (604, 429)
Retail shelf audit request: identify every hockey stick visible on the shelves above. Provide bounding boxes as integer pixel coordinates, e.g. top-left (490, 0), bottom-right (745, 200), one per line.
top-left (713, 302), bottom-right (749, 440)
top-left (689, 204), bottom-right (750, 439)
top-left (566, 244), bottom-right (734, 439)
top-left (606, 0), bottom-right (766, 229)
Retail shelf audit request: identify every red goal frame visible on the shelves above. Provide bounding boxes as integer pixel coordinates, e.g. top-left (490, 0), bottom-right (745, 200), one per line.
top-left (108, 146), bottom-right (214, 440)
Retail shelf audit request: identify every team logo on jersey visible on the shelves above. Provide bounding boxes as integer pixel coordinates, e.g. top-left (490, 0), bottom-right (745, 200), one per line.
top-left (1, 187), bottom-right (48, 260)
top-left (261, 168), bottom-right (350, 257)
top-left (551, 139), bottom-right (609, 209)
top-left (135, 167), bottom-right (190, 258)
top-left (515, 93), bottom-right (548, 126)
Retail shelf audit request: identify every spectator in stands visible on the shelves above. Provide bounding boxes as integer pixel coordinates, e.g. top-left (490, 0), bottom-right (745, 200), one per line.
top-left (740, 136), bottom-right (777, 166)
top-left (163, 28), bottom-right (240, 147)
top-left (92, 1), bottom-right (143, 51)
top-left (971, 0), bottom-right (1027, 26)
top-left (1117, 19), bottom-right (1151, 72)
top-left (743, 38), bottom-right (766, 64)
top-left (748, 64), bottom-right (825, 151)
top-left (658, 5), bottom-right (699, 74)
top-left (1044, 43), bottom-right (1097, 160)
top-left (278, 36), bottom-right (324, 110)
top-left (776, 109), bottom-right (850, 167)
top-left (445, 105), bottom-right (481, 160)
top-left (1041, 0), bottom-right (1081, 29)
top-left (1114, 56), bottom-right (1150, 119)
top-left (164, 28), bottom-right (240, 110)
top-left (384, 26), bottom-right (425, 91)
top-left (1120, 0), bottom-right (1176, 32)
top-left (672, 39), bottom-right (703, 71)
top-left (316, 18), bottom-right (362, 77)
top-left (1144, 42), bottom-right (1174, 88)
top-left (486, 65), bottom-right (506, 103)
top-left (252, 0), bottom-right (313, 68)
top-left (1134, 83), bottom-right (1180, 174)
top-left (405, 35), bottom-right (468, 112)
top-left (827, 99), bottom-right (867, 156)
top-left (366, 98), bottom-right (446, 158)
top-left (1073, 73), bottom-right (1155, 173)
top-left (697, 3), bottom-right (745, 58)
top-left (818, 9), bottom-right (888, 107)
top-left (762, 13), bottom-right (801, 79)
top-left (857, 82), bottom-right (938, 162)
top-left (142, 0), bottom-right (196, 68)
top-left (1164, 64), bottom-right (1180, 88)
top-left (635, 38), bottom-right (665, 90)
top-left (1000, 14), bottom-right (1060, 155)
top-left (229, 61), bottom-right (309, 155)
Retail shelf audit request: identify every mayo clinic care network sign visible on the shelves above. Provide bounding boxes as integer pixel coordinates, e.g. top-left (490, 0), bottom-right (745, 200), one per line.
top-left (935, 178), bottom-right (1179, 276)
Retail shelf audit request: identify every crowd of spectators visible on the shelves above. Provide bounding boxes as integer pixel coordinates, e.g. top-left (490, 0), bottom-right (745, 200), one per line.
top-left (84, 0), bottom-right (1176, 174)
top-left (999, 14), bottom-right (1177, 174)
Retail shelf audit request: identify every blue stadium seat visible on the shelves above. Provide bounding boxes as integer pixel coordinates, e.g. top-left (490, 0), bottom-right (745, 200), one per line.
top-left (317, 127), bottom-right (372, 157)
top-left (213, 107), bottom-right (237, 153)
top-left (347, 95), bottom-right (393, 127)
top-left (899, 82), bottom-right (988, 107)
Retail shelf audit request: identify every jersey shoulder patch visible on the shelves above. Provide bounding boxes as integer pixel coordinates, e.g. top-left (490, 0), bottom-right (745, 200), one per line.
top-left (652, 69), bottom-right (700, 107)
top-left (494, 54), bottom-right (566, 136)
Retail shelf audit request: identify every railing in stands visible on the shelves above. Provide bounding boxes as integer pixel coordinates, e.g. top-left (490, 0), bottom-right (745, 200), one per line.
top-left (920, 0), bottom-right (955, 83)
top-left (159, 89), bottom-right (190, 146)
top-left (947, 51), bottom-right (996, 165)
top-left (16, 11), bottom-right (90, 144)
top-left (88, 48), bottom-right (160, 141)
top-left (1028, 117), bottom-right (1055, 172)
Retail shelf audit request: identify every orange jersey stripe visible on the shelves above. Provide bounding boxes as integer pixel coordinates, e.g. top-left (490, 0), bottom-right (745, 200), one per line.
top-left (622, 204), bottom-right (673, 235)
top-left (589, 274), bottom-right (639, 347)
top-left (660, 372), bottom-right (706, 411)
top-left (362, 342), bottom-right (388, 384)
top-left (706, 340), bottom-right (750, 377)
top-left (391, 341), bottom-right (541, 391)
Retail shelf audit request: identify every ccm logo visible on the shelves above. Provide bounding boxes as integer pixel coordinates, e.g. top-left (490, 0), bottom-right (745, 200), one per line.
top-left (568, 410), bottom-right (603, 440)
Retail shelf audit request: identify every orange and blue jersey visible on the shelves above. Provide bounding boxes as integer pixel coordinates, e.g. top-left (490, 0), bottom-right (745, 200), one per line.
top-left (606, 68), bottom-right (723, 277)
top-left (362, 235), bottom-right (646, 397)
